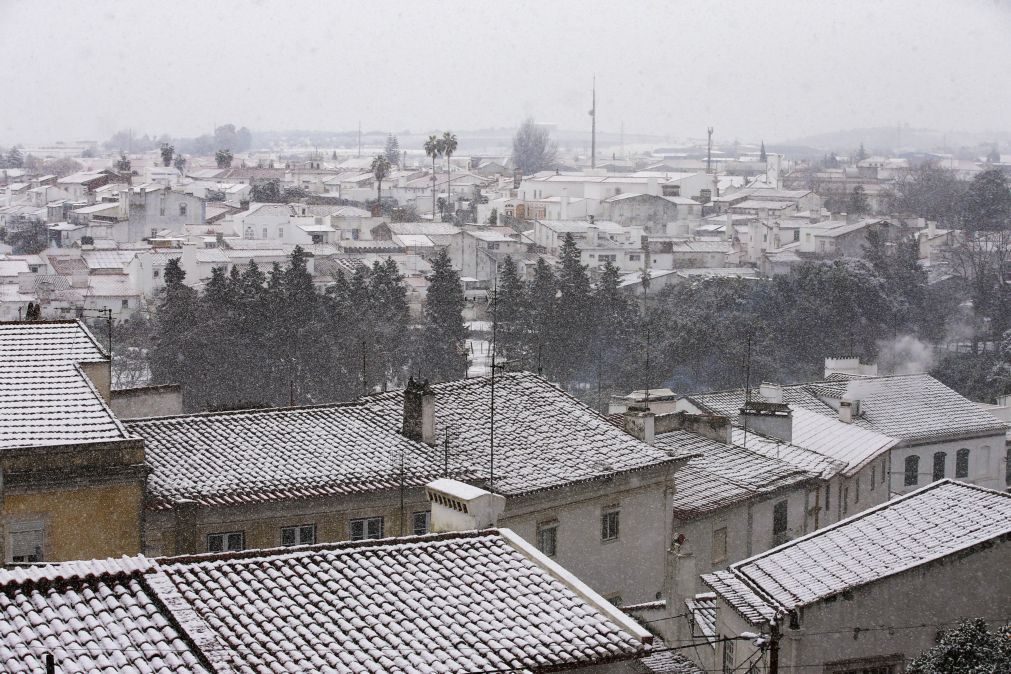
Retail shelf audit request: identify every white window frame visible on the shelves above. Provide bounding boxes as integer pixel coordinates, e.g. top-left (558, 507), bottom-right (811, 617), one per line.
top-left (6, 520), bottom-right (45, 564)
top-left (280, 524), bottom-right (316, 547)
top-left (350, 516), bottom-right (384, 541)
top-left (537, 520), bottom-right (558, 557)
top-left (207, 531), bottom-right (245, 553)
top-left (412, 511), bottom-right (430, 536)
top-left (601, 508), bottom-right (620, 542)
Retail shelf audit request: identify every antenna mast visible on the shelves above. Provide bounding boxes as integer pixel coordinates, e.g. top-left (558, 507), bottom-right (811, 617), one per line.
top-left (706, 126), bottom-right (714, 174)
top-left (590, 77), bottom-right (597, 169)
top-left (489, 275), bottom-right (498, 491)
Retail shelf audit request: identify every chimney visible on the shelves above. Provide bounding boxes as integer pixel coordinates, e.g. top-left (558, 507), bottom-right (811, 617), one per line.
top-left (402, 377), bottom-right (436, 445)
top-left (725, 213), bottom-right (733, 241)
top-left (838, 398), bottom-right (860, 424)
top-left (759, 382), bottom-right (783, 403)
top-left (678, 412), bottom-right (732, 445)
top-left (623, 408), bottom-right (655, 446)
top-left (587, 214), bottom-right (595, 225)
top-left (426, 479), bottom-right (506, 532)
top-left (740, 402), bottom-right (792, 443)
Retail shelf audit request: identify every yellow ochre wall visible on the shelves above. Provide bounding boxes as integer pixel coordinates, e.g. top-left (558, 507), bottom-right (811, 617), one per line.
top-left (4, 482), bottom-right (143, 561)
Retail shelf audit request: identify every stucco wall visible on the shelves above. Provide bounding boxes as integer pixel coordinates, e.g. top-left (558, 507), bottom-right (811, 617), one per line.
top-left (891, 434), bottom-right (1005, 494)
top-left (4, 482), bottom-right (144, 561)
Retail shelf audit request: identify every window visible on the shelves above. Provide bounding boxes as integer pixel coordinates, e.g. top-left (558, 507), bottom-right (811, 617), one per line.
top-left (7, 522), bottom-right (43, 564)
top-left (772, 500), bottom-right (788, 545)
top-left (825, 483), bottom-right (830, 510)
top-left (159, 195), bottom-right (166, 216)
top-left (601, 509), bottom-right (619, 541)
top-left (871, 465), bottom-right (876, 490)
top-left (722, 637), bottom-right (735, 674)
top-left (855, 476), bottom-right (860, 503)
top-left (628, 253), bottom-right (641, 262)
top-left (121, 299), bottom-right (129, 309)
top-left (881, 458), bottom-right (887, 484)
top-left (281, 524), bottom-right (316, 547)
top-left (244, 226), bottom-right (254, 239)
top-left (412, 511), bottom-right (430, 536)
top-left (487, 242), bottom-right (500, 250)
top-left (599, 254), bottom-right (616, 263)
top-left (826, 655), bottom-right (903, 674)
top-left (278, 227), bottom-right (284, 239)
top-left (179, 203), bottom-right (187, 217)
top-left (712, 527), bottom-right (727, 564)
top-left (207, 531), bottom-right (244, 552)
top-left (904, 456), bottom-right (919, 486)
top-left (843, 487), bottom-right (849, 515)
top-left (350, 517), bottom-right (384, 541)
top-left (537, 521), bottom-right (558, 557)
top-left (932, 452), bottom-right (946, 481)
top-left (956, 448), bottom-right (970, 478)
top-left (151, 228), bottom-right (158, 237)
top-left (262, 227), bottom-right (268, 239)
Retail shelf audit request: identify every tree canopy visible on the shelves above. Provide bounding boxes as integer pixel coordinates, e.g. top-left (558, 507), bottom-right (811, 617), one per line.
top-left (512, 118), bottom-right (557, 175)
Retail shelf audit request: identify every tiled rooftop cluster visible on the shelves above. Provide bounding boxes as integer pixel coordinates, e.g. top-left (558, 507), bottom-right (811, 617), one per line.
top-left (656, 429), bottom-right (843, 517)
top-left (0, 530), bottom-right (649, 673)
top-left (362, 372), bottom-right (690, 495)
top-left (703, 481), bottom-right (1011, 624)
top-left (691, 373), bottom-right (1008, 445)
top-left (128, 405), bottom-right (454, 509)
top-left (0, 321), bottom-right (131, 449)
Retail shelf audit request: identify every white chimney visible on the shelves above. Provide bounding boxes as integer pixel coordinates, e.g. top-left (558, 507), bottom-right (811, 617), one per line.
top-left (426, 479), bottom-right (506, 532)
top-left (759, 382), bottom-right (783, 403)
top-left (838, 398), bottom-right (860, 424)
top-left (623, 409), bottom-right (655, 446)
top-left (725, 213), bottom-right (733, 241)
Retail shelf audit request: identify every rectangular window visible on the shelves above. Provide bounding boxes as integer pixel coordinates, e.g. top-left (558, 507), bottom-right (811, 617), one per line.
top-left (350, 516), bottom-right (385, 541)
top-left (843, 487), bottom-right (849, 515)
top-left (537, 521), bottom-right (558, 557)
top-left (712, 527), bottom-right (727, 564)
top-left (278, 226), bottom-right (284, 239)
top-left (262, 227), bottom-right (268, 239)
top-left (207, 531), bottom-right (244, 553)
top-left (871, 465), bottom-right (876, 490)
top-left (601, 509), bottom-right (620, 541)
top-left (881, 459), bottom-right (887, 484)
top-left (628, 254), bottom-right (641, 262)
top-left (904, 456), bottom-right (919, 486)
top-left (8, 523), bottom-right (44, 564)
top-left (281, 524), bottom-right (316, 547)
top-left (855, 476), bottom-right (860, 503)
top-left (955, 449), bottom-right (970, 479)
top-left (412, 511), bottom-right (430, 536)
top-left (772, 500), bottom-right (790, 546)
top-left (933, 452), bottom-right (947, 481)
top-left (179, 203), bottom-right (187, 216)
top-left (722, 637), bottom-right (735, 674)
top-left (121, 299), bottom-right (129, 309)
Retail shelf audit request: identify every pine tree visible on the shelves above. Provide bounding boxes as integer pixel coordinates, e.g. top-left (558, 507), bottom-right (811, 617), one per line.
top-left (592, 261), bottom-right (639, 405)
top-left (527, 257), bottom-right (559, 376)
top-left (149, 258), bottom-right (202, 408)
top-left (553, 233), bottom-right (593, 384)
top-left (495, 256), bottom-right (528, 366)
top-left (759, 141), bottom-right (767, 163)
top-left (384, 133), bottom-right (401, 167)
top-left (420, 249), bottom-right (469, 381)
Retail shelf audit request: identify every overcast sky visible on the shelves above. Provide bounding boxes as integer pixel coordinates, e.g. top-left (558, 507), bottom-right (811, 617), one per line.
top-left (2, 0), bottom-right (1011, 146)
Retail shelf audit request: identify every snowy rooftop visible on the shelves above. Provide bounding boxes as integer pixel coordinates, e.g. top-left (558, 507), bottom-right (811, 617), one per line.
top-left (361, 372), bottom-right (689, 496)
top-left (689, 374), bottom-right (1008, 445)
top-left (0, 321), bottom-right (132, 449)
top-left (704, 480), bottom-right (1011, 624)
top-left (0, 530), bottom-right (649, 673)
top-left (128, 404), bottom-right (457, 509)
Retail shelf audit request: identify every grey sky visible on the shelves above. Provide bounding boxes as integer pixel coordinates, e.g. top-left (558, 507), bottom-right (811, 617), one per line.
top-left (2, 0), bottom-right (1011, 146)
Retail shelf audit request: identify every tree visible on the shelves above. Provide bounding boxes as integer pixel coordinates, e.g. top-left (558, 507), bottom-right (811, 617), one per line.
top-left (384, 133), bottom-right (400, 167)
top-left (889, 161), bottom-right (965, 225)
top-left (512, 118), bottom-right (557, 175)
top-left (487, 208), bottom-right (498, 225)
top-left (495, 256), bottom-right (528, 366)
top-left (236, 126), bottom-right (253, 152)
top-left (173, 154), bottom-right (186, 173)
top-left (160, 143), bottom-right (174, 167)
top-left (591, 261), bottom-right (639, 410)
top-left (215, 149), bottom-right (233, 169)
top-left (420, 249), bottom-right (469, 381)
top-left (907, 619), bottom-right (1011, 673)
top-left (214, 124), bottom-right (239, 151)
top-left (855, 142), bottom-right (868, 162)
top-left (250, 180), bottom-right (282, 203)
top-left (424, 134), bottom-right (443, 219)
top-left (442, 131), bottom-right (458, 221)
top-left (371, 154), bottom-right (391, 209)
top-left (759, 141), bottom-right (767, 163)
top-left (847, 185), bottom-right (869, 215)
top-left (987, 145), bottom-right (1001, 164)
top-left (115, 152), bottom-right (132, 173)
top-left (551, 234), bottom-right (593, 384)
top-left (6, 146), bottom-right (23, 168)
top-left (527, 257), bottom-right (559, 375)
top-left (41, 157), bottom-right (82, 178)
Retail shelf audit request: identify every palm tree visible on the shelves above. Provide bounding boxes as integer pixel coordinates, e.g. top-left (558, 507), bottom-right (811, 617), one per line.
top-left (371, 154), bottom-right (391, 215)
top-left (424, 134), bottom-right (443, 221)
top-left (442, 131), bottom-right (458, 222)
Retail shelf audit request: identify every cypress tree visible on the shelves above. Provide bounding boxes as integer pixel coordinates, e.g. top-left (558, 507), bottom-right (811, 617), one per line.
top-left (421, 248), bottom-right (469, 381)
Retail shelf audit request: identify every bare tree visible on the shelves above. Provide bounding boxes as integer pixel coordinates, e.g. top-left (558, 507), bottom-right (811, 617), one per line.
top-left (511, 118), bottom-right (557, 175)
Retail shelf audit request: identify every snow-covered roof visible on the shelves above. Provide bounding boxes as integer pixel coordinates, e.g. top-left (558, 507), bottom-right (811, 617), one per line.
top-left (394, 233), bottom-right (436, 247)
top-left (0, 529), bottom-right (649, 673)
top-left (0, 321), bottom-right (131, 449)
top-left (689, 374), bottom-right (1008, 446)
top-left (704, 480), bottom-right (1011, 624)
top-left (361, 372), bottom-right (689, 496)
top-left (87, 275), bottom-right (139, 298)
top-left (382, 222), bottom-right (462, 236)
top-left (128, 404), bottom-right (462, 509)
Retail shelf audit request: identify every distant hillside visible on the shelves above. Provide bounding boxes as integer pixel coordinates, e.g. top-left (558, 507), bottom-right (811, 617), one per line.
top-left (778, 126), bottom-right (1011, 155)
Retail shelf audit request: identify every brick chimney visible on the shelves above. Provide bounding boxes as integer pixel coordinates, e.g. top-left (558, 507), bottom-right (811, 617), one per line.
top-left (402, 377), bottom-right (436, 445)
top-left (740, 401), bottom-right (793, 443)
top-left (426, 479), bottom-right (506, 532)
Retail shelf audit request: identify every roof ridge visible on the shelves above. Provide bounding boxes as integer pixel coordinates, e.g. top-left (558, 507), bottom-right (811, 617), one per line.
top-left (126, 399), bottom-right (369, 424)
top-left (157, 528), bottom-right (500, 566)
